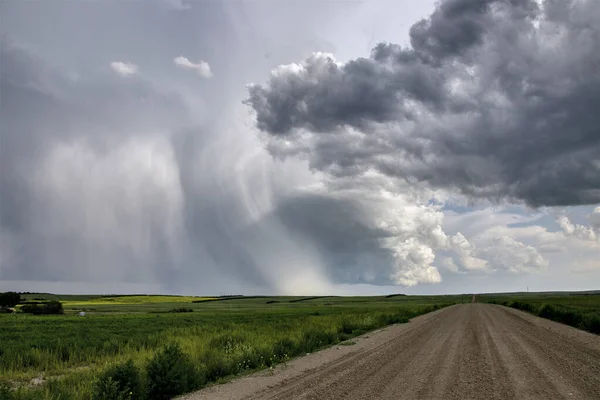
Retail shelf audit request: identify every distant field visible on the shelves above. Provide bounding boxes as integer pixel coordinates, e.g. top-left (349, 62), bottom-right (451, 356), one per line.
top-left (0, 293), bottom-right (461, 399)
top-left (64, 295), bottom-right (216, 304)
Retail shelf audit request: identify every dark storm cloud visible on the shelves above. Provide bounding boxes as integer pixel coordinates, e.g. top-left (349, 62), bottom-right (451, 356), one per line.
top-left (408, 0), bottom-right (538, 62)
top-left (246, 0), bottom-right (600, 207)
top-left (1, 41), bottom-right (179, 280)
top-left (271, 195), bottom-right (397, 285)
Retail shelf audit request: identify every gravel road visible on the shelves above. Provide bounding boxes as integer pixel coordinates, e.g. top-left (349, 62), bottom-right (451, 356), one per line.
top-left (182, 304), bottom-right (600, 400)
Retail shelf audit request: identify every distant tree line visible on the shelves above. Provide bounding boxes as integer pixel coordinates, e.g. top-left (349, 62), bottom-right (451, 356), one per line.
top-left (0, 292), bottom-right (64, 315)
top-left (0, 291), bottom-right (21, 308)
top-left (21, 301), bottom-right (64, 315)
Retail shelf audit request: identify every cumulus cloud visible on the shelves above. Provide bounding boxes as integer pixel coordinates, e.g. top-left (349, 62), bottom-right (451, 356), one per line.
top-left (557, 214), bottom-right (598, 241)
top-left (478, 236), bottom-right (548, 273)
top-left (246, 0), bottom-right (600, 207)
top-left (556, 207), bottom-right (600, 241)
top-left (110, 61), bottom-right (138, 76)
top-left (263, 174), bottom-right (452, 287)
top-left (440, 228), bottom-right (547, 274)
top-left (449, 233), bottom-right (488, 271)
top-left (174, 56), bottom-right (213, 78)
top-left (443, 207), bottom-right (600, 279)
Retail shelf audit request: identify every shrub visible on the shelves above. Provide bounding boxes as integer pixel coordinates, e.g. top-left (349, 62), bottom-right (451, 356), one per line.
top-left (0, 292), bottom-right (21, 308)
top-left (583, 314), bottom-right (600, 334)
top-left (272, 338), bottom-right (296, 360)
top-left (0, 381), bottom-right (13, 400)
top-left (537, 304), bottom-right (556, 318)
top-left (201, 348), bottom-right (233, 381)
top-left (487, 300), bottom-right (509, 306)
top-left (377, 312), bottom-right (409, 326)
top-left (93, 377), bottom-right (127, 400)
top-left (538, 304), bottom-right (583, 328)
top-left (508, 301), bottom-right (537, 313)
top-left (21, 300), bottom-right (64, 315)
top-left (93, 360), bottom-right (143, 400)
top-left (168, 308), bottom-right (193, 313)
top-left (146, 344), bottom-right (202, 400)
top-left (338, 318), bottom-right (360, 335)
top-left (506, 301), bottom-right (600, 335)
top-left (298, 329), bottom-right (336, 353)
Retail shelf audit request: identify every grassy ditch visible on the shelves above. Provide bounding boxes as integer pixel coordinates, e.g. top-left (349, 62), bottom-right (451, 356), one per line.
top-left (482, 293), bottom-right (600, 335)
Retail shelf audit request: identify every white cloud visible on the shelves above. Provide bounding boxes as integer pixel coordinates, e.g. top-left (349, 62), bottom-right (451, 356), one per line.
top-left (313, 175), bottom-right (448, 287)
top-left (174, 56), bottom-right (212, 78)
top-left (110, 61), bottom-right (138, 76)
top-left (478, 236), bottom-right (548, 273)
top-left (557, 215), bottom-right (597, 241)
top-left (389, 237), bottom-right (441, 286)
top-left (441, 257), bottom-right (459, 273)
top-left (440, 206), bottom-right (600, 283)
top-left (449, 233), bottom-right (488, 271)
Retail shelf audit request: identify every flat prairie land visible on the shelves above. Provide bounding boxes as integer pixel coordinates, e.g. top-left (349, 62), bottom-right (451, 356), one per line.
top-left (2, 292), bottom-right (598, 399)
top-left (0, 293), bottom-right (458, 399)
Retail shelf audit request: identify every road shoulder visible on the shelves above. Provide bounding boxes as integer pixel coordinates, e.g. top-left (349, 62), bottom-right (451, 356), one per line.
top-left (178, 306), bottom-right (454, 400)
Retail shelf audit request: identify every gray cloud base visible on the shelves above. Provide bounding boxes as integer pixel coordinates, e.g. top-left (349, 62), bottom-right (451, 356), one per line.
top-left (246, 0), bottom-right (600, 207)
top-left (0, 41), bottom-right (265, 292)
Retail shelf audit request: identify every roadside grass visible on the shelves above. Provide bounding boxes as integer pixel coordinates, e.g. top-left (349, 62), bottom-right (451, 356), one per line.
top-left (0, 294), bottom-right (460, 399)
top-left (480, 292), bottom-right (600, 335)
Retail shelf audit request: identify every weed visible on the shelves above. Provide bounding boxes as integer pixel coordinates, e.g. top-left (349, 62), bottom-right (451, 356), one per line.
top-left (272, 338), bottom-right (296, 360)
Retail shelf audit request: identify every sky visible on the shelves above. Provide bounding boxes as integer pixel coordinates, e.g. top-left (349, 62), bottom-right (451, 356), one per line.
top-left (1, 0), bottom-right (599, 296)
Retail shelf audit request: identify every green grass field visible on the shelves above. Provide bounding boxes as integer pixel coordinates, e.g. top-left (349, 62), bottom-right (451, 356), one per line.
top-left (0, 293), bottom-right (462, 399)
